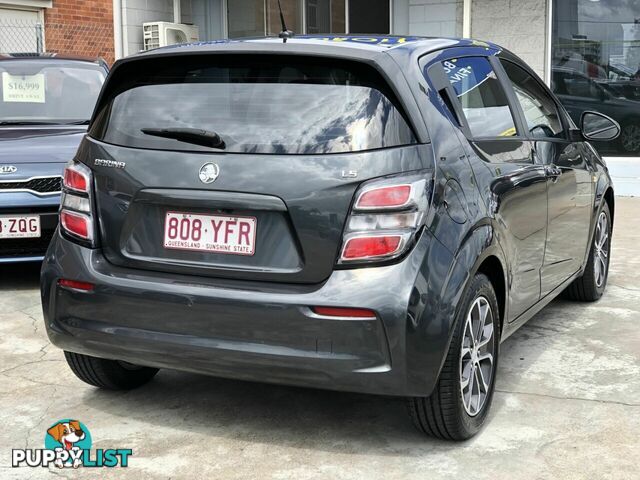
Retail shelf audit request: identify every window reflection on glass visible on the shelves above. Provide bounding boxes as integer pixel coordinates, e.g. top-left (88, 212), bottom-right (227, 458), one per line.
top-left (227, 0), bottom-right (265, 38)
top-left (94, 58), bottom-right (417, 154)
top-left (552, 0), bottom-right (640, 155)
top-left (443, 57), bottom-right (517, 138)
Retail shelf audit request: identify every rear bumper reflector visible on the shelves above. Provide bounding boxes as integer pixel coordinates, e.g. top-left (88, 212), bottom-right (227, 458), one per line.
top-left (311, 306), bottom-right (376, 318)
top-left (58, 279), bottom-right (95, 291)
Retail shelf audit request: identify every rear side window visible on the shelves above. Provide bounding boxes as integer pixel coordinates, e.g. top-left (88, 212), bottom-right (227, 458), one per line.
top-left (90, 55), bottom-right (417, 154)
top-left (442, 57), bottom-right (517, 138)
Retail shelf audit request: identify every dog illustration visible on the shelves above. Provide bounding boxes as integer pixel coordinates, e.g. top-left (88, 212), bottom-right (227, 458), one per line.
top-left (47, 420), bottom-right (85, 468)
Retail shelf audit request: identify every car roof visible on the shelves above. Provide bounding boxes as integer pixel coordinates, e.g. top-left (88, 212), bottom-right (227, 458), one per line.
top-left (154, 35), bottom-right (425, 53)
top-left (130, 35), bottom-right (501, 61)
top-left (0, 52), bottom-right (107, 68)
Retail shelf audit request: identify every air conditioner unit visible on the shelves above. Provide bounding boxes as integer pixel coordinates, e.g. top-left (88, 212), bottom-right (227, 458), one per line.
top-left (143, 22), bottom-right (199, 50)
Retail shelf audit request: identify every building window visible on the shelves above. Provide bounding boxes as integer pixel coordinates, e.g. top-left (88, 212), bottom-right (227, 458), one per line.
top-left (266, 0), bottom-right (302, 36)
top-left (227, 0), bottom-right (304, 38)
top-left (227, 0), bottom-right (266, 38)
top-left (349, 0), bottom-right (390, 34)
top-left (228, 0), bottom-right (392, 38)
top-left (306, 0), bottom-right (345, 34)
top-left (552, 0), bottom-right (640, 155)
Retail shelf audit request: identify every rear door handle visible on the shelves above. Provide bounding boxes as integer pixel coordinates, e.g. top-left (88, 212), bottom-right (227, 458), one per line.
top-left (545, 164), bottom-right (562, 182)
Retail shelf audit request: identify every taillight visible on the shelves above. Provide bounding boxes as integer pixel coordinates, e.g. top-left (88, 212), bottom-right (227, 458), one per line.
top-left (341, 235), bottom-right (403, 260)
top-left (355, 185), bottom-right (412, 210)
top-left (60, 161), bottom-right (95, 246)
top-left (338, 173), bottom-right (431, 265)
top-left (63, 166), bottom-right (89, 193)
top-left (60, 211), bottom-right (92, 241)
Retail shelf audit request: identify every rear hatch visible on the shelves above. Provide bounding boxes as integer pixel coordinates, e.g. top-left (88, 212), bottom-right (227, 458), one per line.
top-left (82, 53), bottom-right (432, 283)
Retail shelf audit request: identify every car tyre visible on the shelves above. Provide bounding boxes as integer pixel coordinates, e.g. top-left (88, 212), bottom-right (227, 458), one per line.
top-left (64, 351), bottom-right (159, 390)
top-left (407, 273), bottom-right (500, 440)
top-left (564, 202), bottom-right (611, 302)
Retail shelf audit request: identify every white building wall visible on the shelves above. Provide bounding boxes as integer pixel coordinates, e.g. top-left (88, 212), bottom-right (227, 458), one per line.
top-left (471, 0), bottom-right (548, 79)
top-left (406, 0), bottom-right (463, 37)
top-left (393, 0), bottom-right (548, 79)
top-left (392, 0), bottom-right (409, 34)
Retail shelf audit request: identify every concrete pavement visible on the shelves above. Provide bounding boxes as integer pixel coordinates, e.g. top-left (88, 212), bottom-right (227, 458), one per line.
top-left (0, 198), bottom-right (639, 479)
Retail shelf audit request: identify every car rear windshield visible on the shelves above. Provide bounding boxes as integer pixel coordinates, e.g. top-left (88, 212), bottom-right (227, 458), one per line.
top-left (0, 60), bottom-right (105, 124)
top-left (89, 55), bottom-right (417, 154)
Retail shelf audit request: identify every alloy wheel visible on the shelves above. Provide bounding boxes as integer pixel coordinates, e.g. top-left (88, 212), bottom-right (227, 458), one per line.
top-left (621, 125), bottom-right (640, 153)
top-left (459, 296), bottom-right (495, 417)
top-left (594, 211), bottom-right (610, 288)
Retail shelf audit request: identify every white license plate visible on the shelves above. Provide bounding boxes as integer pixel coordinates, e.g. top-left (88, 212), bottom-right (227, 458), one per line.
top-left (163, 211), bottom-right (257, 256)
top-left (0, 215), bottom-right (41, 239)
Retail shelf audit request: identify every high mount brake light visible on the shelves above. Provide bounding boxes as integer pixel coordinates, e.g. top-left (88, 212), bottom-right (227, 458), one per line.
top-left (60, 161), bottom-right (95, 246)
top-left (338, 174), bottom-right (430, 264)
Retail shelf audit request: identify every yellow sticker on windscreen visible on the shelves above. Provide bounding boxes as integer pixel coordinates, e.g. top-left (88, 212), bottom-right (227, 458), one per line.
top-left (2, 72), bottom-right (45, 103)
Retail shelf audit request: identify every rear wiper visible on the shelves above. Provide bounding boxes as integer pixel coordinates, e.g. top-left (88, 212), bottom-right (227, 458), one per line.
top-left (141, 127), bottom-right (226, 150)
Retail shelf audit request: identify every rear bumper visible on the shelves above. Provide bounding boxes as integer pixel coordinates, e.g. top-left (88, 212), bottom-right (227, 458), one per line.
top-left (41, 232), bottom-right (455, 397)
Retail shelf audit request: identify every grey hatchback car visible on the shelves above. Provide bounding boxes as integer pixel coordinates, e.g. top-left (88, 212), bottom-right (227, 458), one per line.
top-left (41, 36), bottom-right (617, 440)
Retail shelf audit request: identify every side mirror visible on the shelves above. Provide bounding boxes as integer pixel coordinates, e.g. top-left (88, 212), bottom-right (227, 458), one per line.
top-left (580, 111), bottom-right (620, 141)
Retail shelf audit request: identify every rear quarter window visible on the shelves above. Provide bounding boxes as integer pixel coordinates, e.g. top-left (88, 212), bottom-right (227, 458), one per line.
top-left (90, 55), bottom-right (417, 154)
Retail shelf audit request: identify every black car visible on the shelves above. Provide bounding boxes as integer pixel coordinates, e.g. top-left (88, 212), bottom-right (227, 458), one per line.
top-left (553, 67), bottom-right (640, 155)
top-left (597, 79), bottom-right (640, 102)
top-left (41, 36), bottom-right (616, 440)
top-left (0, 54), bottom-right (107, 262)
